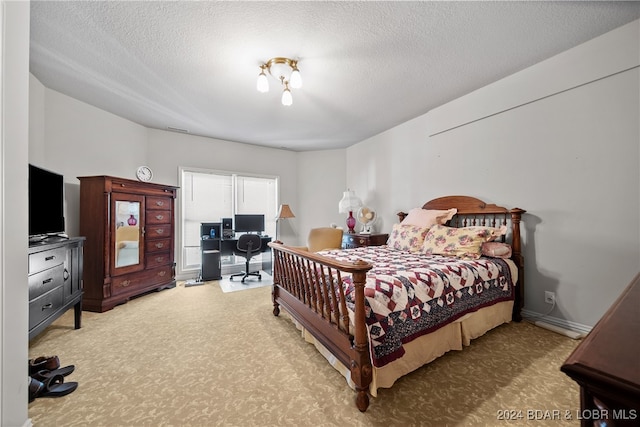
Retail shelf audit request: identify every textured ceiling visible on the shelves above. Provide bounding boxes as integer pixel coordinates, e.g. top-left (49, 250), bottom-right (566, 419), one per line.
top-left (30, 1), bottom-right (640, 152)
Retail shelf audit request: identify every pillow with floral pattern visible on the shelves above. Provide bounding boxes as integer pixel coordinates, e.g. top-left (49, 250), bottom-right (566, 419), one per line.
top-left (387, 223), bottom-right (430, 252)
top-left (422, 224), bottom-right (507, 259)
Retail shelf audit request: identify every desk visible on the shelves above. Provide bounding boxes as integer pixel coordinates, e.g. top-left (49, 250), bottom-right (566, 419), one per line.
top-left (201, 236), bottom-right (272, 280)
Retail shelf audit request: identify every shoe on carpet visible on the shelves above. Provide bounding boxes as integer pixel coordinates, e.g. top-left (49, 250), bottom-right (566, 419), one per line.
top-left (28, 374), bottom-right (78, 403)
top-left (29, 356), bottom-right (60, 375)
top-left (31, 365), bottom-right (75, 381)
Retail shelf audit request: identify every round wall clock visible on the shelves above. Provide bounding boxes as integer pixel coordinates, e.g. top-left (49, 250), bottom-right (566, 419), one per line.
top-left (136, 166), bottom-right (153, 182)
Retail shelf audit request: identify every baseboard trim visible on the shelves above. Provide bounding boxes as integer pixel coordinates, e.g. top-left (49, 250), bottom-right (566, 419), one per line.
top-left (521, 309), bottom-right (592, 337)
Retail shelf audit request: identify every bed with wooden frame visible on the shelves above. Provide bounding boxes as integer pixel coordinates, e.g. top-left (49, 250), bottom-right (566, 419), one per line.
top-left (268, 196), bottom-right (525, 412)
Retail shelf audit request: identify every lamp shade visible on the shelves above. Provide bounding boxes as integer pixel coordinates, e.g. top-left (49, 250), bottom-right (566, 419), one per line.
top-left (256, 71), bottom-right (269, 93)
top-left (338, 190), bottom-right (362, 213)
top-left (276, 204), bottom-right (295, 219)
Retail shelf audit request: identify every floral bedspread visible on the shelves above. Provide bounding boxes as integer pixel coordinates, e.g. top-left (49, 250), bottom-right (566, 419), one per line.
top-left (318, 245), bottom-right (515, 367)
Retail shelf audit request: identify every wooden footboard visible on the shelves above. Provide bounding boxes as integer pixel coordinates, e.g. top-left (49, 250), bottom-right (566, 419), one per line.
top-left (268, 243), bottom-right (374, 411)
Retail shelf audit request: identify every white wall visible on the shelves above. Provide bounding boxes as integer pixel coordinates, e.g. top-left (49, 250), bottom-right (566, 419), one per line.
top-left (295, 150), bottom-right (347, 243)
top-left (347, 20), bottom-right (640, 328)
top-left (2, 2), bottom-right (30, 425)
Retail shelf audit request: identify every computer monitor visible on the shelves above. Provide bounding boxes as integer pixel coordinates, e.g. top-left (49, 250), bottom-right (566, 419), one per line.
top-left (234, 214), bottom-right (265, 233)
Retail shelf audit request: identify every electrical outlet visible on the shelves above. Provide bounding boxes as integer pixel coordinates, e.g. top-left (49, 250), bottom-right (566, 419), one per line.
top-left (544, 291), bottom-right (555, 305)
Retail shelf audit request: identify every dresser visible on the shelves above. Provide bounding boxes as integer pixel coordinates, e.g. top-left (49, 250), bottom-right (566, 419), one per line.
top-left (28, 237), bottom-right (84, 340)
top-left (342, 233), bottom-right (389, 249)
top-left (561, 273), bottom-right (640, 426)
top-left (78, 176), bottom-right (178, 312)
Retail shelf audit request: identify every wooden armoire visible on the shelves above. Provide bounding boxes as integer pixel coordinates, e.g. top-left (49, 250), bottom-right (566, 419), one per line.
top-left (78, 176), bottom-right (178, 312)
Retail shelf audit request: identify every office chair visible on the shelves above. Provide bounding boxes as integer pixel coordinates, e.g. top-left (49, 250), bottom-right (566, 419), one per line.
top-left (229, 234), bottom-right (262, 283)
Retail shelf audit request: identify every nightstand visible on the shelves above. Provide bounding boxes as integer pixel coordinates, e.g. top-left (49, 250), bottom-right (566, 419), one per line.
top-left (342, 233), bottom-right (389, 249)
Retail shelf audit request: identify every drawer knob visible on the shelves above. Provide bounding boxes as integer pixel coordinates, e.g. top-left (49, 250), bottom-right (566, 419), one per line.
top-left (45, 255), bottom-right (56, 261)
top-left (156, 215), bottom-right (164, 220)
top-left (156, 257), bottom-right (163, 262)
top-left (41, 303), bottom-right (53, 310)
top-left (121, 280), bottom-right (131, 287)
top-left (155, 200), bottom-right (165, 207)
top-left (155, 243), bottom-right (164, 249)
top-left (42, 278), bottom-right (53, 285)
top-left (155, 229), bottom-right (164, 235)
top-left (158, 271), bottom-right (166, 277)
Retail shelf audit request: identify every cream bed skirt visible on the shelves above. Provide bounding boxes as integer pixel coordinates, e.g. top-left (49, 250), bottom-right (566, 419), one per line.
top-left (283, 259), bottom-right (518, 397)
top-left (285, 300), bottom-right (513, 397)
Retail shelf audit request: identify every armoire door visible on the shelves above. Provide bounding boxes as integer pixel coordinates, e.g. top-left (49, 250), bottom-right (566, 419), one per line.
top-left (110, 192), bottom-right (145, 276)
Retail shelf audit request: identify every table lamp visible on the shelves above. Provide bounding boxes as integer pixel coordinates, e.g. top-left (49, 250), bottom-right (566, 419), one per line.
top-left (338, 190), bottom-right (362, 234)
top-left (275, 204), bottom-right (295, 241)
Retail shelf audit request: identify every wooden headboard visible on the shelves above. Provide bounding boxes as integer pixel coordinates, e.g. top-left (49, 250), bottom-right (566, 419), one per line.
top-left (397, 195), bottom-right (526, 321)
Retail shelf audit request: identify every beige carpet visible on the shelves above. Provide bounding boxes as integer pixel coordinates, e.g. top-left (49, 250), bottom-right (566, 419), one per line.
top-left (28, 281), bottom-right (581, 427)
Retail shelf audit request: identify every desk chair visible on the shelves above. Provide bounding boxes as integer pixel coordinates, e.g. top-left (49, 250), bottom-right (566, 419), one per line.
top-left (230, 234), bottom-right (262, 283)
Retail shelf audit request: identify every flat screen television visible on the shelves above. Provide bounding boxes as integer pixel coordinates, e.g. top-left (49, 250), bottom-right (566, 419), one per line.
top-left (29, 164), bottom-right (65, 239)
top-left (234, 214), bottom-right (265, 233)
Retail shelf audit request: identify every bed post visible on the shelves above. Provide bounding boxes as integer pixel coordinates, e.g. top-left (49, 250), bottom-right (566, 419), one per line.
top-left (509, 208), bottom-right (526, 322)
top-left (350, 261), bottom-right (373, 412)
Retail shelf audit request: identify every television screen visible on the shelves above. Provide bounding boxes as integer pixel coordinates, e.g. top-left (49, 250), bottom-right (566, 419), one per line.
top-left (234, 214), bottom-right (265, 233)
top-left (29, 164), bottom-right (65, 237)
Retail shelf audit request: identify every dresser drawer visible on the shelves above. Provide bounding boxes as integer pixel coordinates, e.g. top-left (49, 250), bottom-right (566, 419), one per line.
top-left (146, 252), bottom-right (171, 268)
top-left (111, 266), bottom-right (173, 296)
top-left (28, 264), bottom-right (65, 300)
top-left (29, 286), bottom-right (64, 330)
top-left (146, 224), bottom-right (170, 239)
top-left (146, 210), bottom-right (171, 225)
top-left (28, 247), bottom-right (66, 274)
top-left (146, 196), bottom-right (172, 211)
top-left (146, 238), bottom-right (171, 253)
top-left (342, 233), bottom-right (389, 249)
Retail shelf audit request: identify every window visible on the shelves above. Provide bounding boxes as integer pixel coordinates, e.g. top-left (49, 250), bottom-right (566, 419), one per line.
top-left (178, 168), bottom-right (278, 276)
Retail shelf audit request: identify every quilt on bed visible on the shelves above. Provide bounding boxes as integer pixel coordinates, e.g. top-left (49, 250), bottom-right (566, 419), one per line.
top-left (318, 246), bottom-right (515, 367)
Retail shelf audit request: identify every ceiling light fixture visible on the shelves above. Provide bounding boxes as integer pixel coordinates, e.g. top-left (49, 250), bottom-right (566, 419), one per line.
top-left (256, 57), bottom-right (302, 106)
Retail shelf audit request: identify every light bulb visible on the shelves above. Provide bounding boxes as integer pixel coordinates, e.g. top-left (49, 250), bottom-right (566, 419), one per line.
top-left (281, 88), bottom-right (293, 106)
top-left (289, 68), bottom-right (302, 89)
top-left (257, 71), bottom-right (269, 93)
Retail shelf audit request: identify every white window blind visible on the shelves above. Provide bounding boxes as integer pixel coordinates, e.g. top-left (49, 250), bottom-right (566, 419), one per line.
top-left (179, 169), bottom-right (278, 274)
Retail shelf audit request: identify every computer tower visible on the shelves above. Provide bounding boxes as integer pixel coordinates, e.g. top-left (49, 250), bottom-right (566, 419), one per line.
top-left (200, 222), bottom-right (222, 280)
top-left (201, 247), bottom-right (221, 280)
top-left (221, 217), bottom-right (233, 238)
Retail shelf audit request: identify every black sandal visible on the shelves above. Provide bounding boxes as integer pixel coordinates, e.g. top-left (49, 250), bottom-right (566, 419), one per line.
top-left (32, 365), bottom-right (75, 381)
top-left (28, 374), bottom-right (78, 402)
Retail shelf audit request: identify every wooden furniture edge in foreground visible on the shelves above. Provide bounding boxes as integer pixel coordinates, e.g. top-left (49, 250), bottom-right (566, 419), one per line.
top-left (561, 272), bottom-right (640, 426)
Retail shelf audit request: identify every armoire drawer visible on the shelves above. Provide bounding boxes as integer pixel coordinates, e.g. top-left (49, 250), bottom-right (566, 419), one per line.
top-left (146, 252), bottom-right (171, 268)
top-left (146, 224), bottom-right (170, 239)
top-left (111, 265), bottom-right (173, 296)
top-left (146, 238), bottom-right (172, 253)
top-left (146, 196), bottom-right (172, 211)
top-left (29, 286), bottom-right (64, 330)
top-left (146, 210), bottom-right (171, 224)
